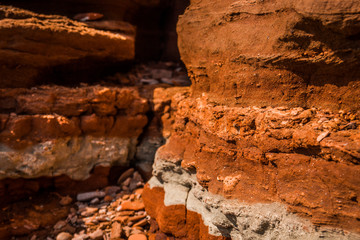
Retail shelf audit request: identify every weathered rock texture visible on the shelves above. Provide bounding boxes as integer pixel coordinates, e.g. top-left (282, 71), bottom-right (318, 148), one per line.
top-left (0, 5), bottom-right (134, 88)
top-left (144, 184), bottom-right (230, 240)
top-left (0, 86), bottom-right (148, 180)
top-left (177, 0), bottom-right (360, 111)
top-left (135, 87), bottom-right (189, 179)
top-left (143, 0), bottom-right (360, 239)
top-left (0, 57), bottom-right (190, 204)
top-left (144, 92), bottom-right (360, 238)
top-left (144, 156), bottom-right (360, 239)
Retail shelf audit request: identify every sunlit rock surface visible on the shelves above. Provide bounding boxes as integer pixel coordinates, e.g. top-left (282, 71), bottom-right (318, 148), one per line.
top-left (0, 86), bottom-right (148, 180)
top-left (143, 0), bottom-right (360, 238)
top-left (0, 5), bottom-right (134, 88)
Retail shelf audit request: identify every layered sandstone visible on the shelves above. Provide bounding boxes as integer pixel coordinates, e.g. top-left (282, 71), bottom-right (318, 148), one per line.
top-left (144, 92), bottom-right (360, 238)
top-left (143, 0), bottom-right (360, 239)
top-left (0, 5), bottom-right (134, 88)
top-left (0, 86), bottom-right (148, 180)
top-left (0, 57), bottom-right (190, 204)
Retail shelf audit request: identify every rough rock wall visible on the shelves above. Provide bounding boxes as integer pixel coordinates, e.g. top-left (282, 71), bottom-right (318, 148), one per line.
top-left (0, 7), bottom-right (190, 205)
top-left (143, 0), bottom-right (360, 239)
top-left (0, 86), bottom-right (148, 180)
top-left (0, 6), bottom-right (148, 203)
top-left (178, 0), bottom-right (360, 111)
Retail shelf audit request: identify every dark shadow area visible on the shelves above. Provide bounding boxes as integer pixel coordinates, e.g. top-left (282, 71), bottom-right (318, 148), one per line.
top-left (293, 146), bottom-right (322, 157)
top-left (38, 57), bottom-right (134, 87)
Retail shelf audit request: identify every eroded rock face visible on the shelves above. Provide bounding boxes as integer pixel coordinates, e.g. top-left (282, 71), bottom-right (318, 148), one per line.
top-left (144, 0), bottom-right (360, 238)
top-left (144, 90), bottom-right (360, 237)
top-left (0, 5), bottom-right (134, 88)
top-left (177, 0), bottom-right (360, 111)
top-left (0, 86), bottom-right (148, 180)
top-left (143, 184), bottom-right (230, 240)
top-left (135, 86), bottom-right (189, 179)
top-left (144, 160), bottom-right (360, 239)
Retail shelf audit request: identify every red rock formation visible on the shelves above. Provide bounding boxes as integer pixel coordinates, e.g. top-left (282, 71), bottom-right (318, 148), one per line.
top-left (143, 185), bottom-right (229, 240)
top-left (177, 0), bottom-right (360, 111)
top-left (0, 1), bottom-right (189, 186)
top-left (0, 5), bottom-right (134, 88)
top-left (0, 85), bottom-right (148, 181)
top-left (0, 3), bottom-right (189, 202)
top-left (143, 0), bottom-right (360, 238)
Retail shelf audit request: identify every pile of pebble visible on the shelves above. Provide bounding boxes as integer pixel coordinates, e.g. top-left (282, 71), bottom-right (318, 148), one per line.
top-left (49, 168), bottom-right (149, 240)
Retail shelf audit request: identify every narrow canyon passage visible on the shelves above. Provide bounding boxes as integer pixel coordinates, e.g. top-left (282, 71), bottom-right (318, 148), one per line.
top-left (1, 0), bottom-right (360, 240)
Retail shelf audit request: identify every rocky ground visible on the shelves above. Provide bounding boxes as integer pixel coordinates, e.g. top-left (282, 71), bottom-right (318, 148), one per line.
top-left (2, 168), bottom-right (154, 240)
